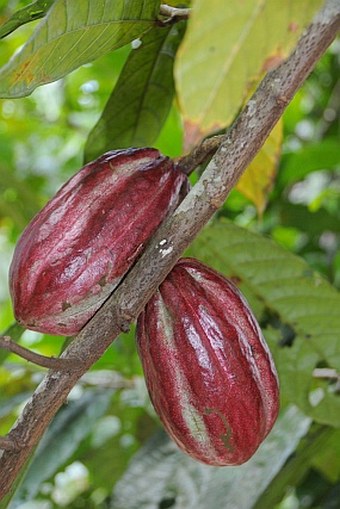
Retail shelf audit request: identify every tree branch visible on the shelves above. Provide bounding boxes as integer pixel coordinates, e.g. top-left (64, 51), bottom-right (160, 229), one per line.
top-left (0, 0), bottom-right (339, 499)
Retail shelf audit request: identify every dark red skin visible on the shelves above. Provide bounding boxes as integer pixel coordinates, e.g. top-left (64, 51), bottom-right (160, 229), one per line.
top-left (10, 148), bottom-right (187, 335)
top-left (137, 258), bottom-right (280, 466)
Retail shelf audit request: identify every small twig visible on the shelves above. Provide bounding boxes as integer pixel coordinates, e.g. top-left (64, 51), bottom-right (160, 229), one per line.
top-left (176, 135), bottom-right (225, 175)
top-left (313, 368), bottom-right (340, 393)
top-left (159, 4), bottom-right (190, 21)
top-left (0, 336), bottom-right (79, 371)
top-left (0, 436), bottom-right (21, 452)
top-left (313, 368), bottom-right (339, 380)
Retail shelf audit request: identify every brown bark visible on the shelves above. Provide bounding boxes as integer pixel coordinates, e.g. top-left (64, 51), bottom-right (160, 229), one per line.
top-left (0, 0), bottom-right (339, 500)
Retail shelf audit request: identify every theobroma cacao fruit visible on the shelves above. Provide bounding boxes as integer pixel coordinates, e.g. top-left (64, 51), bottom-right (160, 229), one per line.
top-left (136, 258), bottom-right (279, 466)
top-left (9, 148), bottom-right (187, 335)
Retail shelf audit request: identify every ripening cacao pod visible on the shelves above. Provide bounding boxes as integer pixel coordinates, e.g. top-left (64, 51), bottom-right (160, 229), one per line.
top-left (9, 148), bottom-right (187, 336)
top-left (137, 258), bottom-right (279, 466)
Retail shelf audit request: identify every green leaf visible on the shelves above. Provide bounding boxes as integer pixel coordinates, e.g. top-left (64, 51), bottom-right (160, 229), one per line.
top-left (111, 406), bottom-right (311, 509)
top-left (79, 388), bottom-right (156, 493)
top-left (175, 0), bottom-right (323, 148)
top-left (9, 388), bottom-right (113, 505)
top-left (187, 219), bottom-right (340, 426)
top-left (278, 138), bottom-right (340, 187)
top-left (278, 202), bottom-right (340, 235)
top-left (153, 102), bottom-right (183, 158)
top-left (254, 424), bottom-right (334, 508)
top-left (84, 21), bottom-right (185, 162)
top-left (311, 428), bottom-right (340, 482)
top-left (0, 323), bottom-right (25, 365)
top-left (0, 0), bottom-right (54, 39)
top-left (0, 0), bottom-right (161, 98)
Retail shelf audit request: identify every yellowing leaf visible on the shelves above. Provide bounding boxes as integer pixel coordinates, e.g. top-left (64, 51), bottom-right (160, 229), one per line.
top-left (236, 119), bottom-right (283, 215)
top-left (175, 0), bottom-right (323, 149)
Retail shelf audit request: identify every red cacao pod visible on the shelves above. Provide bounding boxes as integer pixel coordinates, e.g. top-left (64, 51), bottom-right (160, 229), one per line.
top-left (136, 258), bottom-right (279, 466)
top-left (9, 148), bottom-right (187, 336)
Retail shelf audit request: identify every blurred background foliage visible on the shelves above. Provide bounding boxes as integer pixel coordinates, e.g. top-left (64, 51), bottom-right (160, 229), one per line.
top-left (0, 1), bottom-right (339, 508)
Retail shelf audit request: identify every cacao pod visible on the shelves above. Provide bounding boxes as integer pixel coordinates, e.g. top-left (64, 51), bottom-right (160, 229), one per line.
top-left (9, 148), bottom-right (187, 336)
top-left (136, 258), bottom-right (279, 466)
